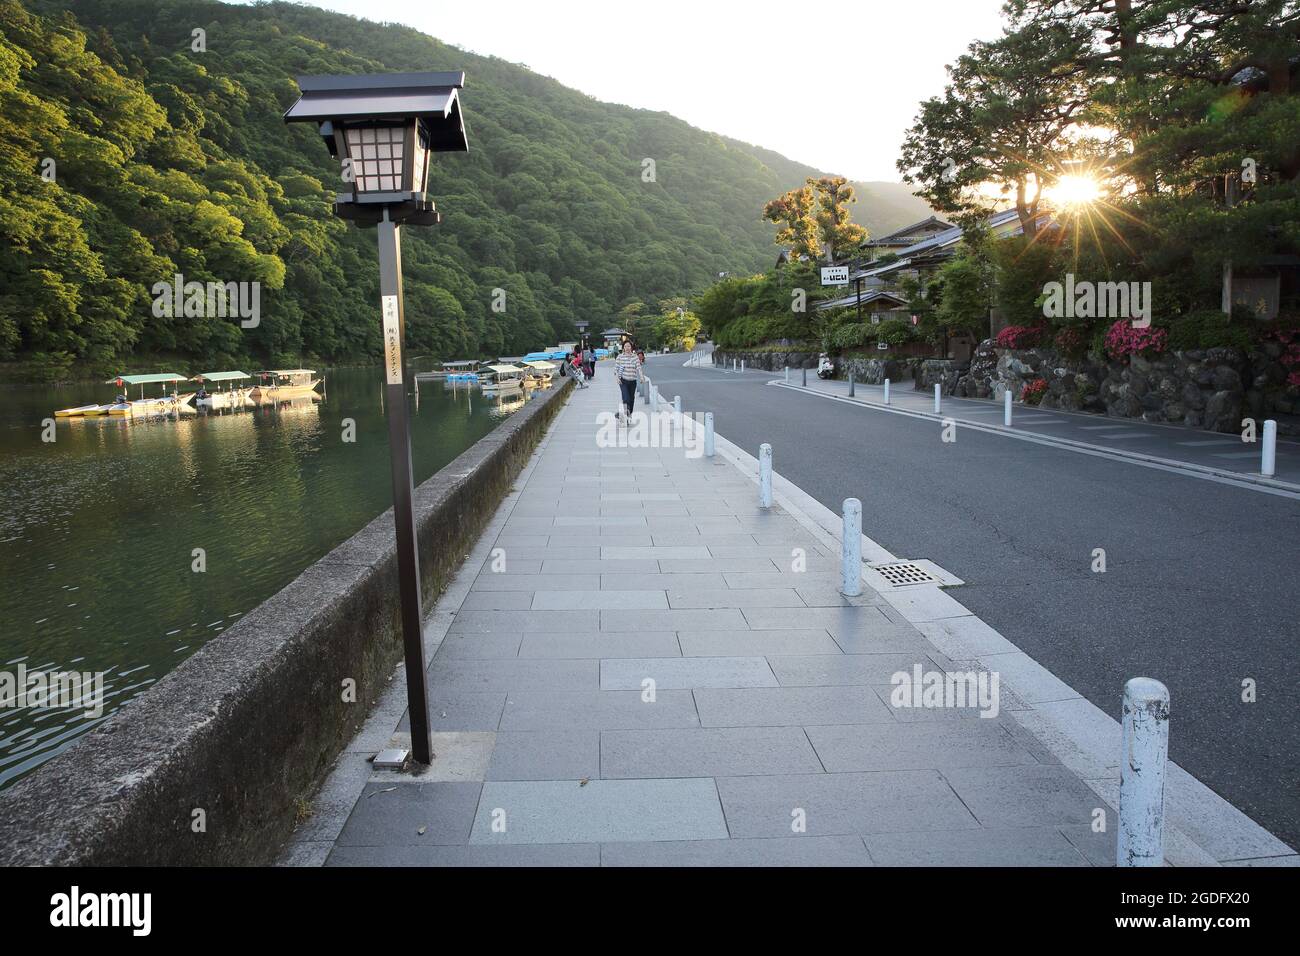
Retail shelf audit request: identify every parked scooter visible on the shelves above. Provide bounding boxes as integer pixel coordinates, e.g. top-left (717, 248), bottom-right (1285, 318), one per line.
top-left (816, 353), bottom-right (835, 379)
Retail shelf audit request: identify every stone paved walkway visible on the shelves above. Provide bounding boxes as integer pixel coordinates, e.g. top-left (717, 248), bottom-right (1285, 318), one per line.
top-left (289, 378), bottom-right (1279, 866)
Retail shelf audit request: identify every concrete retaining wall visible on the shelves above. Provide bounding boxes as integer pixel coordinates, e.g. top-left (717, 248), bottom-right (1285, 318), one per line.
top-left (0, 379), bottom-right (572, 865)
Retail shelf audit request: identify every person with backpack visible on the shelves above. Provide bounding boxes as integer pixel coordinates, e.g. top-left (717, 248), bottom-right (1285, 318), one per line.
top-left (569, 351), bottom-right (589, 388)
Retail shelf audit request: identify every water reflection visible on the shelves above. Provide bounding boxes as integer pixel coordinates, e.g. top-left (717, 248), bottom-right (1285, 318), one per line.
top-left (0, 367), bottom-right (540, 787)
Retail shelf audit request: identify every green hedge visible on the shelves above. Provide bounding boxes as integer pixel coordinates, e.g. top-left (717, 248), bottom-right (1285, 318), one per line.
top-left (1165, 310), bottom-right (1256, 352)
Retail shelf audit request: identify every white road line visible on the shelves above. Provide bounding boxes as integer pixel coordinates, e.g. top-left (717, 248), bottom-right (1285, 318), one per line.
top-left (765, 380), bottom-right (1300, 499)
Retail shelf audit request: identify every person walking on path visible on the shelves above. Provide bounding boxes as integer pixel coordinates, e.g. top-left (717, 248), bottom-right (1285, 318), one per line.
top-left (582, 344), bottom-right (595, 380)
top-left (614, 339), bottom-right (642, 419)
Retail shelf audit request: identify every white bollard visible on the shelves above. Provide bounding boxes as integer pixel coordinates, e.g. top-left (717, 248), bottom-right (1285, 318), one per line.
top-left (934, 384), bottom-right (941, 414)
top-left (733, 359), bottom-right (738, 373)
top-left (884, 378), bottom-right (890, 405)
top-left (1004, 389), bottom-right (1013, 427)
top-left (841, 498), bottom-right (862, 597)
top-left (740, 360), bottom-right (745, 374)
top-left (758, 443), bottom-right (772, 509)
top-left (1262, 419), bottom-right (1277, 477)
top-left (704, 412), bottom-right (715, 458)
top-left (1118, 678), bottom-right (1170, 867)
top-left (785, 366), bottom-right (789, 382)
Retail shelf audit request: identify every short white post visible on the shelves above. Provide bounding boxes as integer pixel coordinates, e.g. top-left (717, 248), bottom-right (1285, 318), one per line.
top-left (1118, 678), bottom-right (1170, 867)
top-left (1262, 419), bottom-right (1277, 477)
top-left (841, 498), bottom-right (862, 597)
top-left (934, 384), bottom-right (941, 414)
top-left (784, 366), bottom-right (789, 382)
top-left (733, 359), bottom-right (737, 373)
top-left (740, 360), bottom-right (745, 374)
top-left (1003, 389), bottom-right (1013, 427)
top-left (673, 394), bottom-right (681, 422)
top-left (758, 443), bottom-right (773, 509)
top-left (883, 378), bottom-right (890, 405)
top-left (704, 412), bottom-right (715, 458)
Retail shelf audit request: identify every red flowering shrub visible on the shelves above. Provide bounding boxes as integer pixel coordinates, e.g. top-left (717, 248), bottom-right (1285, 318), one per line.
top-left (1104, 320), bottom-right (1167, 360)
top-left (995, 324), bottom-right (1046, 349)
top-left (1021, 378), bottom-right (1048, 405)
top-left (1270, 329), bottom-right (1300, 388)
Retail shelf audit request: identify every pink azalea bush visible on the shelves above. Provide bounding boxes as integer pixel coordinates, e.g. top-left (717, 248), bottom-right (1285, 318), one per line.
top-left (1104, 319), bottom-right (1167, 360)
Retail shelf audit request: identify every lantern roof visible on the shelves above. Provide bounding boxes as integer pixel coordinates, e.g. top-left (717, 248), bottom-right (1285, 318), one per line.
top-left (284, 72), bottom-right (468, 153)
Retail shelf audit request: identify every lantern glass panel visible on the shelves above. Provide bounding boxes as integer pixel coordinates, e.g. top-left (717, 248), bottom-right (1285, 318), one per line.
top-left (411, 124), bottom-right (430, 195)
top-left (345, 124), bottom-right (406, 193)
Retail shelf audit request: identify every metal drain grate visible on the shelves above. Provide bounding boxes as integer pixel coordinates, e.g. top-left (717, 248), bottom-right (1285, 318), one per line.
top-left (871, 562), bottom-right (938, 588)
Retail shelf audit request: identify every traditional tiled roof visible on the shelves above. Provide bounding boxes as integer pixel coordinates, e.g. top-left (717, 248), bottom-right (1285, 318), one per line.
top-left (863, 215), bottom-right (953, 246)
top-left (815, 289), bottom-right (910, 312)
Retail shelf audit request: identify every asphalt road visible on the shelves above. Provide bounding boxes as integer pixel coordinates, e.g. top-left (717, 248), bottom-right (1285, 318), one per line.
top-left (639, 351), bottom-right (1300, 854)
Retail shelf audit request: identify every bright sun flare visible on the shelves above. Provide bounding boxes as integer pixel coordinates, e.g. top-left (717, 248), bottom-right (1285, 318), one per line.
top-left (1048, 174), bottom-right (1103, 208)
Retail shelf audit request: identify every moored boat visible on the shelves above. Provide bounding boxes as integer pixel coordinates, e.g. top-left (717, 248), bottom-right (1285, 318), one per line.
top-left (191, 371), bottom-right (253, 410)
top-left (53, 373), bottom-right (191, 421)
top-left (480, 364), bottom-right (525, 394)
top-left (521, 360), bottom-right (557, 386)
top-left (419, 360), bottom-right (481, 382)
top-left (249, 369), bottom-right (322, 402)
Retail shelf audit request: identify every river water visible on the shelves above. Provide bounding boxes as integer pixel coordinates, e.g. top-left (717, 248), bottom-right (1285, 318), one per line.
top-left (0, 367), bottom-right (539, 788)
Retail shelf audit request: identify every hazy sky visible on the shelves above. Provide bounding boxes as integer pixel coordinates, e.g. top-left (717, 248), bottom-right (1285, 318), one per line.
top-left (258, 0), bottom-right (1009, 182)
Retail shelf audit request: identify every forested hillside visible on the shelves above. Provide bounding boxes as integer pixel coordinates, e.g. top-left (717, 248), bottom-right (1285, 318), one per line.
top-left (0, 0), bottom-right (931, 380)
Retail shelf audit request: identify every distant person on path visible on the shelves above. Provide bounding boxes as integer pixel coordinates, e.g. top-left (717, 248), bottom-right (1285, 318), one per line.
top-left (583, 345), bottom-right (594, 380)
top-left (614, 339), bottom-right (641, 420)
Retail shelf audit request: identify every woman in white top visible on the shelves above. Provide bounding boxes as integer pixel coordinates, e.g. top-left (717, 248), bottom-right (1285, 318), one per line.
top-left (613, 339), bottom-right (642, 418)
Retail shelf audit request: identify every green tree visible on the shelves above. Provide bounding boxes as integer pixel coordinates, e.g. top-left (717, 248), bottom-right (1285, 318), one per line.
top-left (897, 17), bottom-right (1094, 237)
top-left (810, 176), bottom-right (868, 262)
top-left (762, 183), bottom-right (820, 261)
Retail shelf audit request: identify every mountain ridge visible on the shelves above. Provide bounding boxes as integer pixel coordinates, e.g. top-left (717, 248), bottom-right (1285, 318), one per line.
top-left (0, 0), bottom-right (933, 375)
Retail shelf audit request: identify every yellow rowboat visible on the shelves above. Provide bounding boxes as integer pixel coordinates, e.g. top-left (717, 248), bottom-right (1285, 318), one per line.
top-left (53, 404), bottom-right (104, 418)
